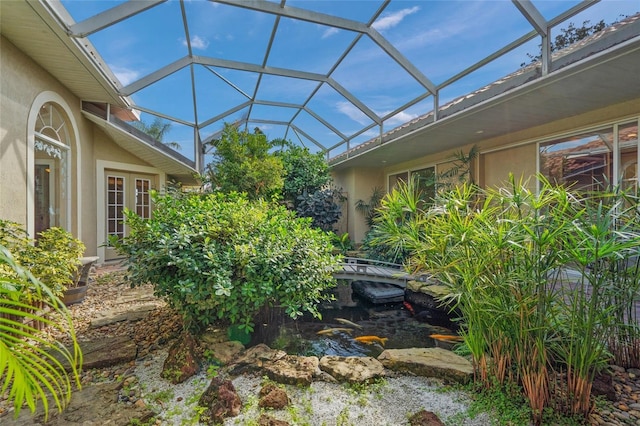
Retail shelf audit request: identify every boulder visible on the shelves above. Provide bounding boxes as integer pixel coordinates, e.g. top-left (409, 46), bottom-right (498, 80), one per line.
top-left (378, 348), bottom-right (472, 384)
top-left (258, 414), bottom-right (290, 426)
top-left (263, 355), bottom-right (320, 386)
top-left (203, 340), bottom-right (245, 365)
top-left (258, 383), bottom-right (290, 409)
top-left (161, 332), bottom-right (200, 384)
top-left (408, 409), bottom-right (446, 426)
top-left (319, 356), bottom-right (385, 383)
top-left (228, 344), bottom-right (287, 374)
top-left (198, 377), bottom-right (242, 425)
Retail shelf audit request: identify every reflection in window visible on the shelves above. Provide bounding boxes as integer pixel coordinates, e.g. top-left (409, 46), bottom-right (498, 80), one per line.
top-left (388, 166), bottom-right (436, 205)
top-left (540, 128), bottom-right (613, 191)
top-left (619, 122), bottom-right (638, 194)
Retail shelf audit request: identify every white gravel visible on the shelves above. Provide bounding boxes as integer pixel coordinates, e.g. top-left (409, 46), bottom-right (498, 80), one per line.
top-left (134, 349), bottom-right (492, 426)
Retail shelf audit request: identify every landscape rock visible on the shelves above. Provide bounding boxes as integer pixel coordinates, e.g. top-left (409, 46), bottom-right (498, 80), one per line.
top-left (263, 354), bottom-right (320, 386)
top-left (228, 344), bottom-right (287, 374)
top-left (258, 414), bottom-right (290, 426)
top-left (378, 348), bottom-right (473, 384)
top-left (593, 372), bottom-right (616, 401)
top-left (203, 340), bottom-right (245, 364)
top-left (258, 384), bottom-right (290, 409)
top-left (200, 327), bottom-right (231, 345)
top-left (77, 335), bottom-right (137, 370)
top-left (408, 409), bottom-right (446, 426)
top-left (319, 355), bottom-right (385, 383)
top-left (5, 381), bottom-right (155, 426)
top-left (161, 332), bottom-right (200, 384)
top-left (198, 377), bottom-right (242, 425)
top-left (90, 303), bottom-right (160, 328)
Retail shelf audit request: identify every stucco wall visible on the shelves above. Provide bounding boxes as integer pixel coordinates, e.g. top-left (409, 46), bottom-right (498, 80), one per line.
top-left (332, 167), bottom-right (384, 243)
top-left (0, 36), bottom-right (158, 257)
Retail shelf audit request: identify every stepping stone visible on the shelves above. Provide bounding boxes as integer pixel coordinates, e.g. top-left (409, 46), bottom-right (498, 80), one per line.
top-left (90, 303), bottom-right (159, 328)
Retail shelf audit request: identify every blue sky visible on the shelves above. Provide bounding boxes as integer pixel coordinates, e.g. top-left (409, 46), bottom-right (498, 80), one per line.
top-left (60, 0), bottom-right (639, 163)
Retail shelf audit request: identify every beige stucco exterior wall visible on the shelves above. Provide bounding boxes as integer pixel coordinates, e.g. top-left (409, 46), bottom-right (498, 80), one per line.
top-left (0, 36), bottom-right (93, 239)
top-left (332, 167), bottom-right (384, 243)
top-left (334, 99), bottom-right (639, 244)
top-left (0, 36), bottom-right (160, 258)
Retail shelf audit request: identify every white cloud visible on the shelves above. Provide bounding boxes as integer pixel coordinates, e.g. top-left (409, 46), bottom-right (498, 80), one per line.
top-left (336, 101), bottom-right (370, 125)
top-left (372, 6), bottom-right (420, 32)
top-left (383, 110), bottom-right (418, 126)
top-left (322, 27), bottom-right (339, 39)
top-left (110, 65), bottom-right (140, 86)
top-left (184, 35), bottom-right (209, 50)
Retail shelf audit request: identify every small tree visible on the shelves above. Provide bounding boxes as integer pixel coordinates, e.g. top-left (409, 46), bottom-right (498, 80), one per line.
top-left (204, 125), bottom-right (284, 200)
top-left (276, 143), bottom-right (332, 208)
top-left (522, 19), bottom-right (608, 66)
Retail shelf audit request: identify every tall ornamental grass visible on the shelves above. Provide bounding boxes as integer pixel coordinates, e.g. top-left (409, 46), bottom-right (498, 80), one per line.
top-left (370, 174), bottom-right (640, 423)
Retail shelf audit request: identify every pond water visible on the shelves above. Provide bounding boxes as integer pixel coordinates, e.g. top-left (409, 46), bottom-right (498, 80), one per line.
top-left (247, 281), bottom-right (460, 358)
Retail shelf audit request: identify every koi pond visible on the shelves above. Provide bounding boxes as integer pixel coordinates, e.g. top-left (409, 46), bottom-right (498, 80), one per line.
top-left (246, 281), bottom-right (460, 358)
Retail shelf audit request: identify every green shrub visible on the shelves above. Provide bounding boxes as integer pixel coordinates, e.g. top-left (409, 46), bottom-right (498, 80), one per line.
top-left (113, 191), bottom-right (341, 333)
top-left (0, 221), bottom-right (84, 299)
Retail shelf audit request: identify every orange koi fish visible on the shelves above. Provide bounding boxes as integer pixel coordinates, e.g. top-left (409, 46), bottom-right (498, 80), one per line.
top-left (403, 301), bottom-right (415, 316)
top-left (429, 334), bottom-right (464, 343)
top-left (354, 335), bottom-right (388, 346)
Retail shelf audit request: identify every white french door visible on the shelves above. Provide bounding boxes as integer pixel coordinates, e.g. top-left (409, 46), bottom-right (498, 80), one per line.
top-left (104, 170), bottom-right (155, 260)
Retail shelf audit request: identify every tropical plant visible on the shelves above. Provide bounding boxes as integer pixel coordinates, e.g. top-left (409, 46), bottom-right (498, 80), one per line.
top-left (368, 174), bottom-right (640, 423)
top-left (112, 191), bottom-right (341, 333)
top-left (355, 187), bottom-right (385, 228)
top-left (204, 124), bottom-right (284, 200)
top-left (131, 117), bottom-right (181, 151)
top-left (436, 145), bottom-right (478, 190)
top-left (330, 232), bottom-right (353, 255)
top-left (0, 245), bottom-right (82, 420)
top-left (295, 186), bottom-right (344, 232)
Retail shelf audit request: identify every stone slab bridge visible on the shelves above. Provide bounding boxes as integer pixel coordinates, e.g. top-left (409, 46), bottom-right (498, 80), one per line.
top-left (333, 257), bottom-right (432, 288)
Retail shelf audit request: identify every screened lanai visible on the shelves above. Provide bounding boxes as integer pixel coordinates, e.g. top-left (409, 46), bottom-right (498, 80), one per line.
top-left (3, 0), bottom-right (639, 173)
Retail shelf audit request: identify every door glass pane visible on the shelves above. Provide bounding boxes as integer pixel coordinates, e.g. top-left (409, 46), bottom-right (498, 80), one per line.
top-left (107, 175), bottom-right (125, 246)
top-left (135, 178), bottom-right (151, 219)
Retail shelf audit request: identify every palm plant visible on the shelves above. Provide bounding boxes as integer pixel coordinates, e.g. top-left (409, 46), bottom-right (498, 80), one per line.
top-left (0, 245), bottom-right (82, 420)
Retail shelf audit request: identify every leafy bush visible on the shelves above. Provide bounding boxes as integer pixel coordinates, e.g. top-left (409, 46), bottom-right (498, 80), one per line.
top-left (0, 221), bottom-right (84, 299)
top-left (295, 186), bottom-right (344, 232)
top-left (113, 191), bottom-right (341, 333)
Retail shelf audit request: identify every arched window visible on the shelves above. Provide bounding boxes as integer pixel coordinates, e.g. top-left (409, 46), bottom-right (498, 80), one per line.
top-left (33, 102), bottom-right (71, 236)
